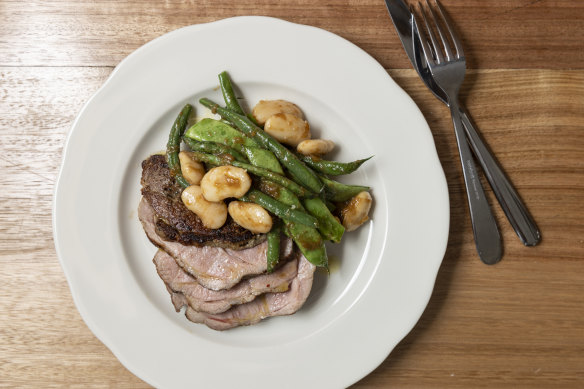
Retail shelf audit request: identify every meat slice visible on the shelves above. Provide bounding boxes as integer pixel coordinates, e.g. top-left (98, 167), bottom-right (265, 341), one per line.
top-left (139, 199), bottom-right (294, 290)
top-left (182, 255), bottom-right (316, 330)
top-left (165, 283), bottom-right (189, 310)
top-left (154, 249), bottom-right (299, 314)
top-left (141, 154), bottom-right (264, 249)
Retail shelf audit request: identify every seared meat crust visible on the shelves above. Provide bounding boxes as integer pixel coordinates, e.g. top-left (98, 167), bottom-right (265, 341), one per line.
top-left (141, 154), bottom-right (264, 249)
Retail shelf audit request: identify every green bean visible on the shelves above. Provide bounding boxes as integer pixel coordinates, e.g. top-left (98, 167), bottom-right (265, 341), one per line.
top-left (218, 71), bottom-right (245, 116)
top-left (242, 147), bottom-right (283, 174)
top-left (247, 113), bottom-right (261, 126)
top-left (303, 197), bottom-right (345, 243)
top-left (229, 160), bottom-right (308, 197)
top-left (296, 153), bottom-right (372, 176)
top-left (324, 199), bottom-right (337, 212)
top-left (266, 220), bottom-right (282, 273)
top-left (186, 118), bottom-right (260, 147)
top-left (199, 98), bottom-right (324, 194)
top-left (284, 221), bottom-right (328, 268)
top-left (237, 161), bottom-right (307, 197)
top-left (257, 178), bottom-right (303, 209)
top-left (321, 176), bottom-right (370, 202)
top-left (186, 151), bottom-right (308, 197)
top-left (166, 104), bottom-right (193, 188)
top-left (241, 190), bottom-right (318, 228)
top-left (257, 180), bottom-right (327, 268)
top-left (183, 138), bottom-right (247, 163)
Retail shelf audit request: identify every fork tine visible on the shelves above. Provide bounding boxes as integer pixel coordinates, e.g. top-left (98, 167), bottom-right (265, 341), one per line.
top-left (434, 0), bottom-right (464, 58)
top-left (425, 0), bottom-right (454, 61)
top-left (412, 9), bottom-right (437, 67)
top-left (418, 3), bottom-right (444, 64)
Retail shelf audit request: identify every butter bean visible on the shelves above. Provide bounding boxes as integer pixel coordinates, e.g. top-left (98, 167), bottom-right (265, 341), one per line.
top-left (200, 166), bottom-right (252, 202)
top-left (181, 185), bottom-right (227, 229)
top-left (264, 113), bottom-right (311, 147)
top-left (296, 139), bottom-right (335, 156)
top-left (340, 191), bottom-right (372, 232)
top-left (228, 201), bottom-right (273, 234)
top-left (252, 99), bottom-right (303, 125)
top-left (179, 151), bottom-right (205, 185)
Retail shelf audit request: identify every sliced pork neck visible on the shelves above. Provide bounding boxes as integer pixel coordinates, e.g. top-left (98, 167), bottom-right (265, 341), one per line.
top-left (154, 249), bottom-right (299, 314)
top-left (182, 255), bottom-right (316, 330)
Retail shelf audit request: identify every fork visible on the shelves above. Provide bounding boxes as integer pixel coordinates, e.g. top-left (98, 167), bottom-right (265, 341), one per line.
top-left (414, 0), bottom-right (502, 264)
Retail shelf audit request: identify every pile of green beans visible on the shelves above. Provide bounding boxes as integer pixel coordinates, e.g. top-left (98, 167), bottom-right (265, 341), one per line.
top-left (165, 71), bottom-right (372, 271)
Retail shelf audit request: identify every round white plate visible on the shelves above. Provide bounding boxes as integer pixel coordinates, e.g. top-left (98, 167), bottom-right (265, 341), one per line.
top-left (53, 16), bottom-right (449, 389)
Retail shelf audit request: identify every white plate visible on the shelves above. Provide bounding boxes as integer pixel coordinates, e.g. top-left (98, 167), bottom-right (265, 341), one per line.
top-left (53, 16), bottom-right (449, 388)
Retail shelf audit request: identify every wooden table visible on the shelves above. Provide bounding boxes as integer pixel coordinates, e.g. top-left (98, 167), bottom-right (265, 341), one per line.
top-left (1, 1), bottom-right (582, 387)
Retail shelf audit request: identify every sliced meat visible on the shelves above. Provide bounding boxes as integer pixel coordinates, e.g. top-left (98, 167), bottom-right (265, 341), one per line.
top-left (141, 154), bottom-right (264, 249)
top-left (182, 255), bottom-right (316, 330)
top-left (165, 283), bottom-right (189, 311)
top-left (139, 199), bottom-right (294, 290)
top-left (154, 249), bottom-right (299, 314)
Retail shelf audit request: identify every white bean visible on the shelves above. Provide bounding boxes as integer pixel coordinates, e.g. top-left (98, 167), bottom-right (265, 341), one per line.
top-left (181, 185), bottom-right (227, 229)
top-left (228, 201), bottom-right (273, 234)
top-left (179, 151), bottom-right (206, 185)
top-left (296, 139), bottom-right (335, 156)
top-left (252, 99), bottom-right (304, 125)
top-left (200, 166), bottom-right (251, 202)
top-left (264, 113), bottom-right (311, 147)
top-left (340, 191), bottom-right (372, 232)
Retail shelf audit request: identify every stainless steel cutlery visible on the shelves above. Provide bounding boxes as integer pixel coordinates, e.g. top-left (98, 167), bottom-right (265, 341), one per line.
top-left (384, 0), bottom-right (541, 263)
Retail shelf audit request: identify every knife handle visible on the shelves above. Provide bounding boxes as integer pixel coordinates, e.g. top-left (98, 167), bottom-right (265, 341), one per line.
top-left (450, 100), bottom-right (502, 265)
top-left (460, 108), bottom-right (541, 246)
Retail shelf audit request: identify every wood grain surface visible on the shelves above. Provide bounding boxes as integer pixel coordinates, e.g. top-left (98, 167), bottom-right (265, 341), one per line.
top-left (1, 1), bottom-right (583, 388)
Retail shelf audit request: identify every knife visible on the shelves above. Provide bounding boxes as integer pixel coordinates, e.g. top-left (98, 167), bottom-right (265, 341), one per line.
top-left (383, 0), bottom-right (443, 100)
top-left (384, 0), bottom-right (541, 248)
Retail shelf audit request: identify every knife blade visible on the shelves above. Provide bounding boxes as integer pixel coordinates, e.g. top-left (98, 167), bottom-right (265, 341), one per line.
top-left (383, 0), bottom-right (415, 65)
top-left (383, 0), bottom-right (448, 103)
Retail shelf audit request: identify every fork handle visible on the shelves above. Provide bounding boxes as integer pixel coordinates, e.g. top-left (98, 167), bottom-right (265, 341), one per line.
top-left (460, 108), bottom-right (541, 246)
top-left (450, 101), bottom-right (502, 264)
